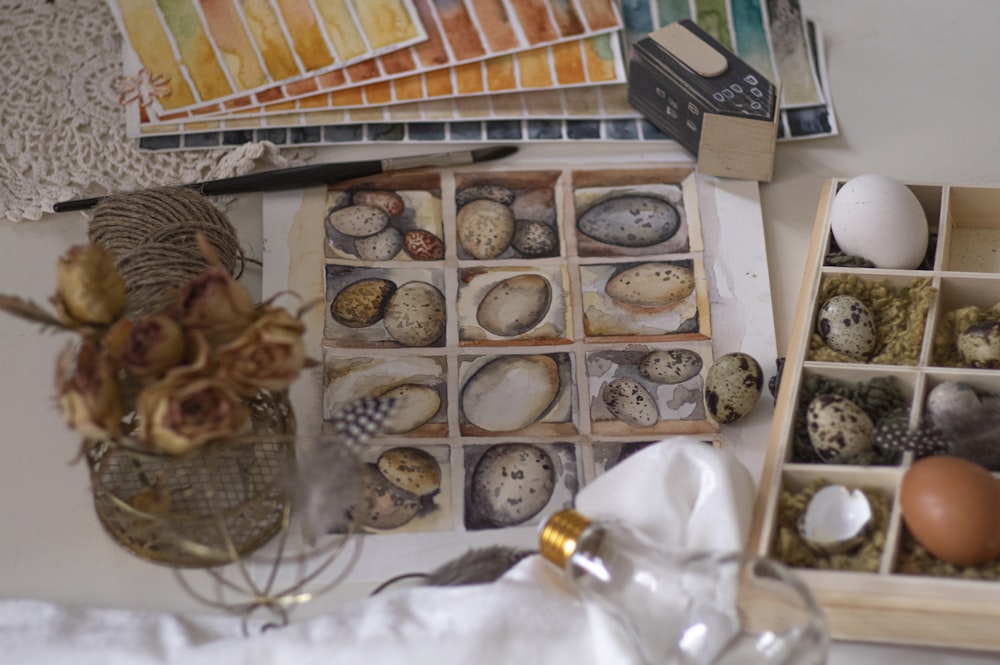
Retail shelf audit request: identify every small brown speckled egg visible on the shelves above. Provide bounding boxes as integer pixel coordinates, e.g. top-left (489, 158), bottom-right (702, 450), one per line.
top-left (806, 394), bottom-right (874, 462)
top-left (704, 352), bottom-right (763, 424)
top-left (456, 199), bottom-right (515, 259)
top-left (377, 447), bottom-right (441, 497)
top-left (382, 281), bottom-right (446, 346)
top-left (638, 349), bottom-right (703, 384)
top-left (358, 464), bottom-right (421, 530)
top-left (330, 278), bottom-right (397, 328)
top-left (603, 378), bottom-right (659, 428)
top-left (816, 295), bottom-right (876, 360)
top-left (326, 205), bottom-right (389, 237)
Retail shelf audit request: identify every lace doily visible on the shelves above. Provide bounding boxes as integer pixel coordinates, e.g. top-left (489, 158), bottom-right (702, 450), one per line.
top-left (0, 0), bottom-right (312, 222)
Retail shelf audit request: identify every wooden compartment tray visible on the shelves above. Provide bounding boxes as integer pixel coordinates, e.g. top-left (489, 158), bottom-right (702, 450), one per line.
top-left (750, 178), bottom-right (1000, 650)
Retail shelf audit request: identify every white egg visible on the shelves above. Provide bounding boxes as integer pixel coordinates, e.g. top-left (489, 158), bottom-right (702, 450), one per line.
top-left (828, 174), bottom-right (929, 269)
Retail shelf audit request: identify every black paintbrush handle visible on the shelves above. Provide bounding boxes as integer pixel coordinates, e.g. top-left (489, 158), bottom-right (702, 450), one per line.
top-left (51, 160), bottom-right (384, 212)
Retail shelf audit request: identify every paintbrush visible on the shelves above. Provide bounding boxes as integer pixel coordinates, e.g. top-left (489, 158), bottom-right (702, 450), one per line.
top-left (52, 145), bottom-right (519, 213)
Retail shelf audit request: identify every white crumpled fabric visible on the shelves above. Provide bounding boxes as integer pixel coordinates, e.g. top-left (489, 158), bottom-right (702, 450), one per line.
top-left (0, 0), bottom-right (310, 221)
top-left (0, 439), bottom-right (755, 665)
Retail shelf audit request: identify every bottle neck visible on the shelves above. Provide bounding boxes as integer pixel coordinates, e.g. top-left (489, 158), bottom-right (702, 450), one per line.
top-left (539, 508), bottom-right (593, 568)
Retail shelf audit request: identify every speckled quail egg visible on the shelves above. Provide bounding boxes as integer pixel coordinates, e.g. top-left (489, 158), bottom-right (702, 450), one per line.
top-left (807, 394), bottom-right (875, 462)
top-left (603, 378), bottom-right (659, 428)
top-left (816, 294), bottom-right (876, 360)
top-left (704, 352), bottom-right (763, 424)
top-left (957, 320), bottom-right (1000, 368)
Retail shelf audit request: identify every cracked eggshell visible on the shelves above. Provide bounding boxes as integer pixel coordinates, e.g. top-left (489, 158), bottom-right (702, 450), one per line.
top-left (817, 294), bottom-right (876, 360)
top-left (828, 174), bottom-right (929, 269)
top-left (957, 320), bottom-right (1000, 368)
top-left (807, 394), bottom-right (875, 462)
top-left (798, 485), bottom-right (873, 554)
top-left (704, 352), bottom-right (763, 424)
top-left (603, 378), bottom-right (659, 428)
top-left (476, 274), bottom-right (552, 337)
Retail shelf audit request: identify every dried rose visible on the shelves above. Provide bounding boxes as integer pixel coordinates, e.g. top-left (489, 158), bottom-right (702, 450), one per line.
top-left (137, 370), bottom-right (250, 455)
top-left (55, 341), bottom-right (123, 441)
top-left (52, 244), bottom-right (127, 326)
top-left (118, 315), bottom-right (185, 379)
top-left (216, 307), bottom-right (307, 395)
top-left (173, 267), bottom-right (254, 345)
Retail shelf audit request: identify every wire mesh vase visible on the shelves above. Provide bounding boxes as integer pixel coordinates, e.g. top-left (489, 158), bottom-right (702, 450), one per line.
top-left (86, 390), bottom-right (296, 568)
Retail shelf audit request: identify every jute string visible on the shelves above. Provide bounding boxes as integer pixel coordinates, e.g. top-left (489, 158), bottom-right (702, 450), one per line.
top-left (87, 187), bottom-right (245, 318)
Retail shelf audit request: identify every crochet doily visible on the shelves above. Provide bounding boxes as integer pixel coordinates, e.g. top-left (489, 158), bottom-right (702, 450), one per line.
top-left (0, 0), bottom-right (312, 222)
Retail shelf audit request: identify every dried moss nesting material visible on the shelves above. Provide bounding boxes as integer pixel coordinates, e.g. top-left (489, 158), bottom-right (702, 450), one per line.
top-left (808, 275), bottom-right (935, 365)
top-left (773, 479), bottom-right (889, 572)
top-left (931, 300), bottom-right (1000, 367)
top-left (896, 530), bottom-right (1000, 581)
top-left (792, 373), bottom-right (905, 464)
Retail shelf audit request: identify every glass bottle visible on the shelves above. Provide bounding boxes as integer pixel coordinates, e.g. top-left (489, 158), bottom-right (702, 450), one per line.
top-left (539, 509), bottom-right (829, 665)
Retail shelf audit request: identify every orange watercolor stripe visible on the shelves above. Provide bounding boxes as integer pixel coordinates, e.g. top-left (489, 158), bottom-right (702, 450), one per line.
top-left (577, 0), bottom-right (620, 30)
top-left (551, 41), bottom-right (585, 85)
top-left (299, 92), bottom-right (333, 109)
top-left (424, 68), bottom-right (454, 97)
top-left (452, 62), bottom-right (485, 95)
top-left (411, 0), bottom-right (449, 67)
top-left (467, 0), bottom-right (519, 52)
top-left (330, 86), bottom-right (365, 107)
top-left (364, 81), bottom-right (393, 105)
top-left (200, 0), bottom-right (267, 90)
top-left (274, 0), bottom-right (334, 71)
top-left (516, 48), bottom-right (553, 88)
top-left (119, 0), bottom-right (196, 108)
top-left (393, 74), bottom-right (424, 101)
top-left (508, 0), bottom-right (558, 43)
top-left (344, 59), bottom-right (381, 85)
top-left (485, 55), bottom-right (517, 92)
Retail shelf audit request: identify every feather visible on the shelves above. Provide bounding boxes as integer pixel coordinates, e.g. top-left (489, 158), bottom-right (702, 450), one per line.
top-left (927, 383), bottom-right (1000, 469)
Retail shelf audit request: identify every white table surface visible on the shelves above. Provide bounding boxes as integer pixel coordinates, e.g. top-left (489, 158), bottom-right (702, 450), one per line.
top-left (2, 0), bottom-right (1000, 661)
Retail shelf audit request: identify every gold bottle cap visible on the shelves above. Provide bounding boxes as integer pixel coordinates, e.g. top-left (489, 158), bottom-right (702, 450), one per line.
top-left (539, 508), bottom-right (592, 568)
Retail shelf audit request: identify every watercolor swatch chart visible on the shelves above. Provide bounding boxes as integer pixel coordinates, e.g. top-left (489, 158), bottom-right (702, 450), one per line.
top-left (113, 0), bottom-right (837, 149)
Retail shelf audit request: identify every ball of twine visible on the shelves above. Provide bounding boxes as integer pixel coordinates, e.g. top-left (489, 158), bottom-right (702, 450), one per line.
top-left (88, 187), bottom-right (245, 318)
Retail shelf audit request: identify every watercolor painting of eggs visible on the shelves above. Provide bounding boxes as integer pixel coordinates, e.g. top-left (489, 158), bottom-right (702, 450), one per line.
top-left (318, 165), bottom-right (719, 533)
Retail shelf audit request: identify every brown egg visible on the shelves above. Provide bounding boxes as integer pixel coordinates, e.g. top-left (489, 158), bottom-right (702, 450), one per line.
top-left (900, 456), bottom-right (1000, 566)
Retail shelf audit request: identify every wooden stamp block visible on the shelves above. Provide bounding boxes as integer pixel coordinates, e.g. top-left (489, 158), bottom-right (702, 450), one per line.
top-left (628, 20), bottom-right (779, 182)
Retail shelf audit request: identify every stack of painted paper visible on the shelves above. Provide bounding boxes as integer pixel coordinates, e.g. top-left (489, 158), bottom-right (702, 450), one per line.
top-left (109, 0), bottom-right (836, 149)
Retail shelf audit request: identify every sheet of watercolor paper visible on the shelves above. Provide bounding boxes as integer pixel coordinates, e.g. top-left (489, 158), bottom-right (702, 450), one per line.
top-left (132, 0), bottom-right (836, 148)
top-left (259, 161), bottom-right (777, 588)
top-left (108, 0), bottom-right (428, 119)
top-left (127, 0), bottom-right (624, 128)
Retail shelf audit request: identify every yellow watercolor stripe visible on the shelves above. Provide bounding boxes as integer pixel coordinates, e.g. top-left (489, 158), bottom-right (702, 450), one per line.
top-left (485, 55), bottom-right (517, 91)
top-left (551, 40), bottom-right (585, 85)
top-left (119, 0), bottom-right (196, 108)
top-left (352, 0), bottom-right (420, 50)
top-left (274, 0), bottom-right (334, 71)
top-left (313, 0), bottom-right (367, 61)
top-left (156, 0), bottom-right (233, 100)
top-left (240, 0), bottom-right (300, 80)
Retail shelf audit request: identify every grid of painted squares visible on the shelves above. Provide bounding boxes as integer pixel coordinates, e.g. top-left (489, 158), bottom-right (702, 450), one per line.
top-left (319, 166), bottom-right (719, 534)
